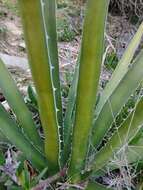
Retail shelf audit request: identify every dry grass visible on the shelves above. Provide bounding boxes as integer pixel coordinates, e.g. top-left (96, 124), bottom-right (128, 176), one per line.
top-left (110, 0), bottom-right (143, 19)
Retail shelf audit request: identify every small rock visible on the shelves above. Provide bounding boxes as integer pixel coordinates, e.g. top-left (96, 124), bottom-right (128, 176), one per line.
top-left (0, 53), bottom-right (29, 70)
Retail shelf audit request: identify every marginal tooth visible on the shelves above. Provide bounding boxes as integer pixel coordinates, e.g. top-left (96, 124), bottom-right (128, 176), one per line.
top-left (53, 87), bottom-right (57, 92)
top-left (51, 82), bottom-right (55, 89)
top-left (51, 65), bottom-right (55, 70)
top-left (41, 0), bottom-right (45, 7)
top-left (56, 108), bottom-right (60, 112)
top-left (58, 125), bottom-right (62, 129)
top-left (46, 34), bottom-right (49, 40)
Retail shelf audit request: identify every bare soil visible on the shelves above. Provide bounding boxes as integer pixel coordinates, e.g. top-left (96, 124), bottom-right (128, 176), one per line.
top-left (0, 2), bottom-right (25, 56)
top-left (0, 1), bottom-right (80, 71)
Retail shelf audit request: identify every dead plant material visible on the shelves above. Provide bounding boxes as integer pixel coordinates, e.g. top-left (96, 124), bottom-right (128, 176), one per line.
top-left (110, 0), bottom-right (143, 20)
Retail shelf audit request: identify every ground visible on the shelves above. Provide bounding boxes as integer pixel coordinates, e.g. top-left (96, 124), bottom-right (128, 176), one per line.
top-left (0, 0), bottom-right (139, 62)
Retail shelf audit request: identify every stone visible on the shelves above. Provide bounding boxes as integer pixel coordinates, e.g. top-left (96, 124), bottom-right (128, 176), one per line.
top-left (0, 53), bottom-right (29, 70)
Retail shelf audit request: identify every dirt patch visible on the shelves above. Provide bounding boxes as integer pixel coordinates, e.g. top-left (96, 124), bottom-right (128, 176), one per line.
top-left (106, 14), bottom-right (138, 58)
top-left (0, 0), bottom-right (81, 84)
top-left (0, 2), bottom-right (25, 56)
top-left (110, 0), bottom-right (143, 21)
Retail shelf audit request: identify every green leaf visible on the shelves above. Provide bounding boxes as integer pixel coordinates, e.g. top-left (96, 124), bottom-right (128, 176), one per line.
top-left (27, 85), bottom-right (38, 107)
top-left (86, 182), bottom-right (113, 190)
top-left (63, 60), bottom-right (79, 166)
top-left (125, 145), bottom-right (143, 165)
top-left (67, 182), bottom-right (113, 190)
top-left (137, 182), bottom-right (143, 190)
top-left (91, 137), bottom-right (143, 178)
top-left (91, 50), bottom-right (143, 149)
top-left (42, 0), bottom-right (64, 162)
top-left (123, 134), bottom-right (143, 166)
top-left (20, 163), bottom-right (30, 190)
top-left (91, 22), bottom-right (143, 150)
top-left (0, 58), bottom-right (43, 153)
top-left (0, 104), bottom-right (48, 171)
top-left (0, 131), bottom-right (9, 144)
top-left (69, 0), bottom-right (109, 180)
top-left (96, 22), bottom-right (143, 117)
top-left (89, 97), bottom-right (143, 173)
top-left (10, 186), bottom-right (22, 190)
top-left (18, 0), bottom-right (61, 172)
top-left (32, 167), bottom-right (48, 186)
top-left (0, 150), bottom-right (5, 165)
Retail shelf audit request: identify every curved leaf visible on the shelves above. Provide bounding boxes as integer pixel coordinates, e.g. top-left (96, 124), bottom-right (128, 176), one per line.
top-left (0, 131), bottom-right (9, 144)
top-left (69, 0), bottom-right (109, 180)
top-left (91, 50), bottom-right (143, 149)
top-left (95, 22), bottom-right (143, 117)
top-left (0, 104), bottom-right (48, 171)
top-left (19, 0), bottom-right (60, 172)
top-left (86, 182), bottom-right (113, 190)
top-left (42, 0), bottom-right (63, 166)
top-left (0, 58), bottom-right (43, 153)
top-left (89, 98), bottom-right (143, 173)
top-left (63, 61), bottom-right (79, 166)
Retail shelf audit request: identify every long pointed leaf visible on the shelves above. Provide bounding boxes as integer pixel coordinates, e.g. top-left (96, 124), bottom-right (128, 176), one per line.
top-left (91, 50), bottom-right (143, 149)
top-left (137, 182), bottom-right (143, 190)
top-left (0, 58), bottom-right (43, 152)
top-left (86, 182), bottom-right (113, 190)
top-left (90, 130), bottom-right (143, 178)
top-left (67, 182), bottom-right (113, 190)
top-left (63, 61), bottom-right (79, 166)
top-left (95, 22), bottom-right (143, 117)
top-left (18, 0), bottom-right (60, 172)
top-left (91, 136), bottom-right (143, 178)
top-left (69, 0), bottom-right (109, 179)
top-left (123, 145), bottom-right (143, 165)
top-left (122, 135), bottom-right (143, 166)
top-left (0, 131), bottom-right (9, 144)
top-left (42, 0), bottom-right (63, 163)
top-left (0, 104), bottom-right (48, 171)
top-left (89, 98), bottom-right (143, 173)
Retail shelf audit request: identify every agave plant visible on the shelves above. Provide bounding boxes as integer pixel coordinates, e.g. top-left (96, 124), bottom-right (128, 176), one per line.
top-left (0, 0), bottom-right (143, 189)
